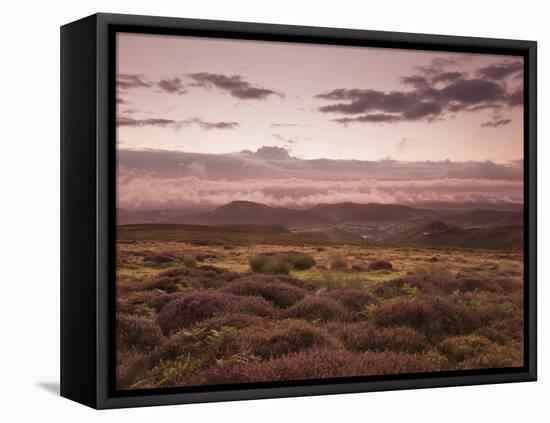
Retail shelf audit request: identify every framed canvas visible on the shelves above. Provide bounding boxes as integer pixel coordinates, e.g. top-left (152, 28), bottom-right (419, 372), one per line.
top-left (60, 13), bottom-right (537, 409)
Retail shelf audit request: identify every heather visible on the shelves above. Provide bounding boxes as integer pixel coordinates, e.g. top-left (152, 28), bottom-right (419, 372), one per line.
top-left (116, 227), bottom-right (524, 390)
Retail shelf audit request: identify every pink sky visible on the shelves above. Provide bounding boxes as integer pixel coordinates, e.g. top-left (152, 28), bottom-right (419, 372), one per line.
top-left (116, 32), bottom-right (523, 163)
top-left (115, 32), bottom-right (524, 210)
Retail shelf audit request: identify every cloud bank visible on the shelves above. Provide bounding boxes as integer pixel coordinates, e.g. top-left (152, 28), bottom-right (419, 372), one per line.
top-left (117, 148), bottom-right (523, 210)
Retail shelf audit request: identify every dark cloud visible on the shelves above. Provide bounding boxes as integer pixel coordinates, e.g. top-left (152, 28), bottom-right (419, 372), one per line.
top-left (187, 72), bottom-right (282, 100)
top-left (431, 71), bottom-right (464, 84)
top-left (506, 88), bottom-right (524, 106)
top-left (184, 118), bottom-right (239, 130)
top-left (415, 57), bottom-right (462, 75)
top-left (116, 116), bottom-right (238, 130)
top-left (157, 77), bottom-right (187, 95)
top-left (243, 146), bottom-right (292, 160)
top-left (118, 148), bottom-right (523, 182)
top-left (270, 123), bottom-right (303, 128)
top-left (117, 74), bottom-right (152, 90)
top-left (445, 160), bottom-right (520, 180)
top-left (402, 101), bottom-right (443, 120)
top-left (333, 113), bottom-right (401, 124)
top-left (477, 61), bottom-right (523, 80)
top-left (440, 79), bottom-right (505, 103)
top-left (481, 118), bottom-right (512, 128)
top-left (315, 59), bottom-right (522, 127)
top-left (401, 75), bottom-right (430, 88)
top-left (117, 117), bottom-right (177, 127)
top-left (273, 133), bottom-right (298, 144)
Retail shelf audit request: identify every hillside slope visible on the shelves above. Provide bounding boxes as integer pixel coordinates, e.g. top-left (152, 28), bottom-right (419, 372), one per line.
top-left (383, 221), bottom-right (523, 250)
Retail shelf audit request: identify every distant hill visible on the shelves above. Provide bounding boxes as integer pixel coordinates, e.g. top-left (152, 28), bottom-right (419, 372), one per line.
top-left (116, 223), bottom-right (347, 246)
top-left (383, 220), bottom-right (523, 250)
top-left (117, 208), bottom-right (202, 225)
top-left (405, 201), bottom-right (524, 212)
top-left (294, 226), bottom-right (364, 242)
top-left (195, 201), bottom-right (330, 228)
top-left (309, 202), bottom-right (433, 222)
top-left (118, 202), bottom-right (524, 234)
top-left (435, 209), bottom-right (523, 227)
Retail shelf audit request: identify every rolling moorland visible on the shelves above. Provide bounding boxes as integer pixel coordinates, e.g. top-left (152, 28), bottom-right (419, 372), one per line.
top-left (116, 201), bottom-right (524, 389)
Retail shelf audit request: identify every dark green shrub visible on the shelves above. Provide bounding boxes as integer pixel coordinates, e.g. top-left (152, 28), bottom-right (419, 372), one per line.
top-left (280, 251), bottom-right (316, 270)
top-left (142, 254), bottom-right (178, 264)
top-left (367, 260), bottom-right (393, 271)
top-left (249, 252), bottom-right (316, 274)
top-left (413, 263), bottom-right (456, 292)
top-left (249, 254), bottom-right (290, 275)
top-left (183, 255), bottom-right (196, 268)
top-left (329, 251), bottom-right (348, 270)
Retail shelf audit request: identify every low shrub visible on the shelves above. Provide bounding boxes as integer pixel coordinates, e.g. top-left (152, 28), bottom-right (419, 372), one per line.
top-left (182, 348), bottom-right (443, 386)
top-left (223, 320), bottom-right (340, 359)
top-left (459, 342), bottom-right (523, 369)
top-left (142, 254), bottom-right (178, 264)
top-left (249, 254), bottom-right (290, 275)
top-left (117, 353), bottom-right (147, 389)
top-left (223, 276), bottom-right (306, 308)
top-left (329, 322), bottom-right (428, 353)
top-left (192, 313), bottom-right (266, 331)
top-left (277, 275), bottom-right (319, 291)
top-left (116, 313), bottom-right (163, 353)
top-left (147, 292), bottom-right (185, 312)
top-left (477, 298), bottom-right (523, 324)
top-left (367, 260), bottom-right (393, 271)
top-left (123, 290), bottom-right (176, 314)
top-left (324, 289), bottom-right (378, 312)
top-left (437, 334), bottom-right (495, 365)
top-left (285, 296), bottom-right (351, 322)
top-left (351, 264), bottom-right (368, 272)
top-left (371, 296), bottom-right (481, 340)
top-left (369, 278), bottom-right (425, 299)
top-left (319, 271), bottom-right (342, 290)
top-left (485, 318), bottom-right (523, 343)
top-left (437, 333), bottom-right (522, 369)
top-left (249, 251), bottom-right (316, 274)
top-left (157, 291), bottom-right (276, 334)
top-left (413, 263), bottom-right (457, 292)
top-left (280, 251), bottom-right (316, 270)
top-left (119, 325), bottom-right (240, 389)
top-left (454, 277), bottom-right (522, 294)
top-left (143, 266), bottom-right (236, 291)
top-left (329, 251), bottom-right (348, 271)
top-left (183, 255), bottom-right (196, 268)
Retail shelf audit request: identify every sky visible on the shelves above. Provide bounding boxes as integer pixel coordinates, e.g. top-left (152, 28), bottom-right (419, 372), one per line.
top-left (116, 32), bottom-right (524, 210)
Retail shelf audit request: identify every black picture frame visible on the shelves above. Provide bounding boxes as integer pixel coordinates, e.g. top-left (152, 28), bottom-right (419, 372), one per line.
top-left (60, 12), bottom-right (537, 409)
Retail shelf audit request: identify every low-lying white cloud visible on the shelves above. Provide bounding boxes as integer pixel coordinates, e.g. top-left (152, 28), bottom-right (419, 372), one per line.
top-left (117, 174), bottom-right (522, 210)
